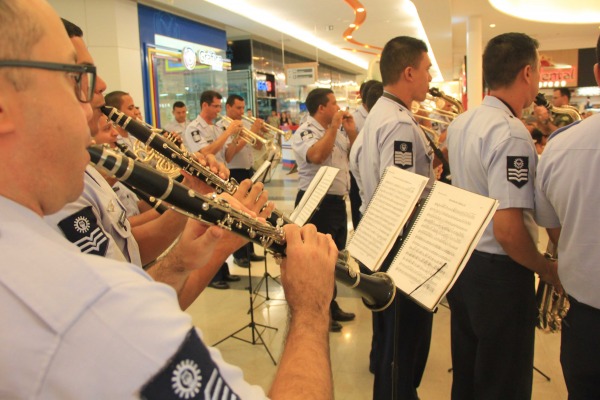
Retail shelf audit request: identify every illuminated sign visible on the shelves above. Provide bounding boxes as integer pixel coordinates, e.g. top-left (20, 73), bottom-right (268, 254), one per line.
top-left (182, 47), bottom-right (196, 71)
top-left (198, 50), bottom-right (223, 71)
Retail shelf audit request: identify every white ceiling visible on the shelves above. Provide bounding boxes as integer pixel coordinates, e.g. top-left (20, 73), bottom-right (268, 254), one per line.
top-left (145, 0), bottom-right (600, 82)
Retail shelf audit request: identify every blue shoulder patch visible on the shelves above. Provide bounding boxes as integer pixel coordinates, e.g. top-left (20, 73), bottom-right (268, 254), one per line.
top-left (141, 328), bottom-right (240, 399)
top-left (58, 206), bottom-right (109, 256)
top-left (548, 120), bottom-right (582, 141)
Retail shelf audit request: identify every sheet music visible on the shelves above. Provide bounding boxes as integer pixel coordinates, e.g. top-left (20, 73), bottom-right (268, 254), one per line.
top-left (387, 182), bottom-right (498, 311)
top-left (290, 166), bottom-right (340, 226)
top-left (251, 160), bottom-right (272, 183)
top-left (347, 167), bottom-right (428, 272)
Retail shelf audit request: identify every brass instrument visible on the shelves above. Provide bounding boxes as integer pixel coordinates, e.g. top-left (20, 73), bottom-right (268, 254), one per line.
top-left (102, 105), bottom-right (292, 227)
top-left (88, 145), bottom-right (397, 311)
top-left (242, 114), bottom-right (292, 141)
top-left (536, 245), bottom-right (570, 333)
top-left (219, 115), bottom-right (270, 147)
top-left (534, 93), bottom-right (582, 122)
top-left (429, 87), bottom-right (464, 114)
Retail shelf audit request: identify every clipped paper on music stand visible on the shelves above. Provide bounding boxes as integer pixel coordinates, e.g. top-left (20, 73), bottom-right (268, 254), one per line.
top-left (290, 166), bottom-right (339, 226)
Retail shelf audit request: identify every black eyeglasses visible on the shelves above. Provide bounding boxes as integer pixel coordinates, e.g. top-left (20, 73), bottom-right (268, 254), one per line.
top-left (0, 60), bottom-right (96, 103)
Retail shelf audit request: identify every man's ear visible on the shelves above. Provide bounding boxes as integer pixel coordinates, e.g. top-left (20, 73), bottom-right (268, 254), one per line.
top-left (0, 89), bottom-right (17, 137)
top-left (404, 66), bottom-right (414, 82)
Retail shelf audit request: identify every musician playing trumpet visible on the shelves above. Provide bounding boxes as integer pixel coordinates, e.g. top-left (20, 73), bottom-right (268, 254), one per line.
top-left (217, 94), bottom-right (267, 269)
top-left (183, 90), bottom-right (242, 163)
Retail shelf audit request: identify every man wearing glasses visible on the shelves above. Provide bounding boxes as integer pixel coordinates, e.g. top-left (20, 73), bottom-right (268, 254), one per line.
top-left (0, 1), bottom-right (338, 398)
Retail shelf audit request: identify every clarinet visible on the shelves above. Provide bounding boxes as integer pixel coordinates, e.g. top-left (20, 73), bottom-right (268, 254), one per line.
top-left (101, 106), bottom-right (292, 227)
top-left (88, 145), bottom-right (396, 311)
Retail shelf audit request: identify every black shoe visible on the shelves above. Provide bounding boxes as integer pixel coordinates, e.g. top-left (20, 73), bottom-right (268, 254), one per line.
top-left (208, 281), bottom-right (230, 290)
top-left (223, 274), bottom-right (241, 282)
top-left (331, 306), bottom-right (356, 322)
top-left (330, 320), bottom-right (342, 332)
top-left (249, 253), bottom-right (266, 262)
top-left (233, 258), bottom-right (250, 268)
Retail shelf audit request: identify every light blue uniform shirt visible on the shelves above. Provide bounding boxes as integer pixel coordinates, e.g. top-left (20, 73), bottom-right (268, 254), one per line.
top-left (292, 116), bottom-right (350, 196)
top-left (358, 94), bottom-right (435, 214)
top-left (447, 95), bottom-right (538, 255)
top-left (216, 118), bottom-right (254, 170)
top-left (183, 115), bottom-right (226, 162)
top-left (535, 114), bottom-right (600, 309)
top-left (0, 195), bottom-right (266, 399)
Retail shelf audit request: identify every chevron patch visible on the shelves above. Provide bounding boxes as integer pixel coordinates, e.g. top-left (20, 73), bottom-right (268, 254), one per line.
top-left (507, 156), bottom-right (529, 188)
top-left (58, 206), bottom-right (109, 257)
top-left (141, 328), bottom-right (240, 400)
top-left (394, 141), bottom-right (413, 169)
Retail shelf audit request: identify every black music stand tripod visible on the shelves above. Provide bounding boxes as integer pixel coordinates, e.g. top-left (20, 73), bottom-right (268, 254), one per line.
top-left (250, 152), bottom-right (286, 312)
top-left (212, 259), bottom-right (278, 365)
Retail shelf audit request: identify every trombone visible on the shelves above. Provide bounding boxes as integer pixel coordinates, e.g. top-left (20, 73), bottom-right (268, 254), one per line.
top-left (219, 115), bottom-right (270, 146)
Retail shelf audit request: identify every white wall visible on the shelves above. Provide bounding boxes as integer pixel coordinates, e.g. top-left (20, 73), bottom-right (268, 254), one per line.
top-left (48, 0), bottom-right (145, 116)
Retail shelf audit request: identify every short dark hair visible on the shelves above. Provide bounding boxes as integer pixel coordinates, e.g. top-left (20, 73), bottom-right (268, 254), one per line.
top-left (62, 18), bottom-right (83, 38)
top-left (105, 91), bottom-right (129, 109)
top-left (200, 90), bottom-right (222, 107)
top-left (305, 88), bottom-right (334, 116)
top-left (380, 36), bottom-right (428, 86)
top-left (360, 79), bottom-right (380, 101)
top-left (225, 94), bottom-right (244, 107)
top-left (483, 33), bottom-right (539, 90)
top-left (531, 128), bottom-right (544, 143)
top-left (554, 88), bottom-right (571, 100)
top-left (172, 101), bottom-right (186, 110)
top-left (365, 82), bottom-right (384, 111)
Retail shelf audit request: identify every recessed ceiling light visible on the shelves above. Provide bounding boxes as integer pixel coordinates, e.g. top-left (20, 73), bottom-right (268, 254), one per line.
top-left (349, 23), bottom-right (356, 28)
top-left (489, 23), bottom-right (496, 28)
top-left (357, 8), bottom-right (365, 12)
top-left (346, 35), bottom-right (353, 39)
top-left (489, 0), bottom-right (600, 24)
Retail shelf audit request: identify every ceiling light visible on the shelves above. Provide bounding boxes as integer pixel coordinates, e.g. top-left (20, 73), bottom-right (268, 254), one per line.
top-left (346, 35), bottom-right (353, 39)
top-left (349, 23), bottom-right (356, 28)
top-left (203, 0), bottom-right (368, 69)
top-left (357, 7), bottom-right (365, 12)
top-left (489, 0), bottom-right (600, 24)
top-left (489, 23), bottom-right (496, 28)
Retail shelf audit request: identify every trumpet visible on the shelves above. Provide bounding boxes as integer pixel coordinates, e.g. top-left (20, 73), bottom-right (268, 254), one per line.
top-left (88, 145), bottom-right (397, 311)
top-left (101, 105), bottom-right (292, 227)
top-left (242, 114), bottom-right (292, 141)
top-left (219, 115), bottom-right (270, 147)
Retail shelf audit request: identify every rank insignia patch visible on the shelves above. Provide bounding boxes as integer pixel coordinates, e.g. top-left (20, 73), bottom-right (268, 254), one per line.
top-left (58, 206), bottom-right (108, 256)
top-left (394, 141), bottom-right (413, 169)
top-left (191, 130), bottom-right (202, 143)
top-left (507, 156), bottom-right (529, 188)
top-left (141, 328), bottom-right (240, 400)
top-left (300, 130), bottom-right (314, 140)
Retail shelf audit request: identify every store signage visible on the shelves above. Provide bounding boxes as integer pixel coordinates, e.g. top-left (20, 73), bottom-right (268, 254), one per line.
top-left (285, 62), bottom-right (318, 86)
top-left (180, 48), bottom-right (224, 71)
top-left (182, 47), bottom-right (196, 71)
top-left (198, 50), bottom-right (223, 71)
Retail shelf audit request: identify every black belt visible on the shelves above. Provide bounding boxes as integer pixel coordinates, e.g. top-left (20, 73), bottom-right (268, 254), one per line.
top-left (473, 250), bottom-right (512, 262)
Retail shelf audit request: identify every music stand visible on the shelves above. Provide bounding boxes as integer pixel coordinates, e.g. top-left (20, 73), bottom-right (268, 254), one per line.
top-left (212, 259), bottom-right (279, 365)
top-left (250, 151), bottom-right (286, 312)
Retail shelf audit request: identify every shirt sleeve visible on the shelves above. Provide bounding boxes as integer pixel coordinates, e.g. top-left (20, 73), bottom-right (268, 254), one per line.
top-left (534, 156), bottom-right (561, 228)
top-left (486, 133), bottom-right (536, 210)
top-left (292, 126), bottom-right (319, 164)
top-left (378, 120), bottom-right (419, 178)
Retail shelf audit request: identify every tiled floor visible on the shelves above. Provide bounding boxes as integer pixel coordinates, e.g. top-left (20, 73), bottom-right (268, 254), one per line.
top-left (186, 164), bottom-right (568, 399)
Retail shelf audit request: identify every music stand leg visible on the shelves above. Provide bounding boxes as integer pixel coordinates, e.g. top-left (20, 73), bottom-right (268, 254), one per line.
top-left (212, 260), bottom-right (279, 365)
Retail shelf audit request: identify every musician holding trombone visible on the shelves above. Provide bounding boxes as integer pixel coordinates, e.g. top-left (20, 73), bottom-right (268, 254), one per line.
top-left (0, 2), bottom-right (339, 398)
